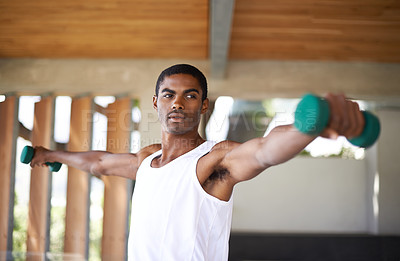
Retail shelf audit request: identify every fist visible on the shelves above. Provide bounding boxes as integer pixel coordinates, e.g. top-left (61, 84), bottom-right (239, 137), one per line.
top-left (321, 93), bottom-right (365, 140)
top-left (30, 146), bottom-right (51, 168)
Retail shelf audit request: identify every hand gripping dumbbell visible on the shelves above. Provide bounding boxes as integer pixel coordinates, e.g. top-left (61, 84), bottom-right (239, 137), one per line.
top-left (20, 146), bottom-right (62, 172)
top-left (294, 93), bottom-right (380, 148)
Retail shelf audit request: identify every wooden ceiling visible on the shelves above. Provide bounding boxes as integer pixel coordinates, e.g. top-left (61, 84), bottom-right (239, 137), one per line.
top-left (0, 0), bottom-right (399, 63)
top-left (0, 0), bottom-right (209, 58)
top-left (230, 0), bottom-right (400, 62)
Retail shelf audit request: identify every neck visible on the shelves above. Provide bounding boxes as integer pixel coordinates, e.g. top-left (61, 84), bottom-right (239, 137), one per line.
top-left (157, 130), bottom-right (205, 166)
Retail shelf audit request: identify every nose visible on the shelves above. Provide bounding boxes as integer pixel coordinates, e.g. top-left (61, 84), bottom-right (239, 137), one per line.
top-left (172, 96), bottom-right (184, 110)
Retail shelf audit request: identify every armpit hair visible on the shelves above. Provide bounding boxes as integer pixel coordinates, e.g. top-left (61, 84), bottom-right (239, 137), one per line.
top-left (208, 166), bottom-right (230, 182)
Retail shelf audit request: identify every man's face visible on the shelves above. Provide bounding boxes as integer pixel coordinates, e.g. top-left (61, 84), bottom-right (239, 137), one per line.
top-left (153, 74), bottom-right (209, 135)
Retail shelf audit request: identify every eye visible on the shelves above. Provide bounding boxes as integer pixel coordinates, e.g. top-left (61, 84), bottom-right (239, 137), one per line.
top-left (186, 94), bottom-right (197, 99)
top-left (163, 94), bottom-right (173, 98)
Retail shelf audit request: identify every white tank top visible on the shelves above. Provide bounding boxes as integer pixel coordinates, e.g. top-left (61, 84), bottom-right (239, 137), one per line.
top-left (127, 141), bottom-right (233, 261)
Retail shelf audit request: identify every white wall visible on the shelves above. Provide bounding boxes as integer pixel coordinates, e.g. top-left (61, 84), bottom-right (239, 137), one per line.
top-left (232, 157), bottom-right (369, 234)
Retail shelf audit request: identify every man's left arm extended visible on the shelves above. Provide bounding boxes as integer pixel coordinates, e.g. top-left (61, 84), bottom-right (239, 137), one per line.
top-left (222, 93), bottom-right (365, 184)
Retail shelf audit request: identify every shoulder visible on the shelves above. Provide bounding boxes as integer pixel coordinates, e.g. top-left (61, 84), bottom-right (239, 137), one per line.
top-left (205, 140), bottom-right (241, 160)
top-left (197, 140), bottom-right (240, 177)
top-left (210, 140), bottom-right (241, 151)
top-left (136, 143), bottom-right (161, 165)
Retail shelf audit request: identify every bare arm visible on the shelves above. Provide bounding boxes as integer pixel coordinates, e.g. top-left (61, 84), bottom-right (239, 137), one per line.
top-left (220, 94), bottom-right (365, 184)
top-left (219, 125), bottom-right (315, 183)
top-left (30, 144), bottom-right (160, 180)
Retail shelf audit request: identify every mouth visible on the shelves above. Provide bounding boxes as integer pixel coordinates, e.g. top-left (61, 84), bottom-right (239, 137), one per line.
top-left (167, 112), bottom-right (185, 122)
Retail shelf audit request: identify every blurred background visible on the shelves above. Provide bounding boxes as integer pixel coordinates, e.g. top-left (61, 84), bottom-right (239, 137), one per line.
top-left (1, 0), bottom-right (400, 260)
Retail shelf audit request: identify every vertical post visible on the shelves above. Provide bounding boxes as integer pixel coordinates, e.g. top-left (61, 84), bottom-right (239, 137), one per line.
top-left (26, 96), bottom-right (54, 259)
top-left (210, 0), bottom-right (235, 78)
top-left (0, 96), bottom-right (19, 259)
top-left (377, 110), bottom-right (400, 234)
top-left (198, 99), bottom-right (215, 139)
top-left (365, 144), bottom-right (378, 234)
top-left (102, 97), bottom-right (132, 261)
top-left (64, 97), bottom-right (93, 258)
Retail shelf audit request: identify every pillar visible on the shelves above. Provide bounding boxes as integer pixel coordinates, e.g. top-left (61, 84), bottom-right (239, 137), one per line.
top-left (0, 96), bottom-right (19, 258)
top-left (26, 96), bottom-right (54, 258)
top-left (64, 97), bottom-right (93, 258)
top-left (102, 97), bottom-right (132, 260)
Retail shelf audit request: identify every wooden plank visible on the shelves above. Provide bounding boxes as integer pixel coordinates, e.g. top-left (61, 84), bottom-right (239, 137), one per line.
top-left (0, 0), bottom-right (208, 58)
top-left (64, 97), bottom-right (93, 258)
top-left (0, 96), bottom-right (18, 258)
top-left (229, 0), bottom-right (400, 62)
top-left (26, 96), bottom-right (53, 257)
top-left (229, 38), bottom-right (400, 62)
top-left (102, 97), bottom-right (132, 261)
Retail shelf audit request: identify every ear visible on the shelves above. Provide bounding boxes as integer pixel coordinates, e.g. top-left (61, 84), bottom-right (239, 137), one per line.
top-left (201, 98), bottom-right (209, 114)
top-left (152, 95), bottom-right (158, 110)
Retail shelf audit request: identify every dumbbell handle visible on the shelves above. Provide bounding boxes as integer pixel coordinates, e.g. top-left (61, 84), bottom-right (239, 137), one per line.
top-left (294, 94), bottom-right (380, 148)
top-left (20, 146), bottom-right (62, 172)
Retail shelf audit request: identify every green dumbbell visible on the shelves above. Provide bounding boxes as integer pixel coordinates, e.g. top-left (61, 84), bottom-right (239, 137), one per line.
top-left (20, 146), bottom-right (62, 172)
top-left (294, 93), bottom-right (380, 148)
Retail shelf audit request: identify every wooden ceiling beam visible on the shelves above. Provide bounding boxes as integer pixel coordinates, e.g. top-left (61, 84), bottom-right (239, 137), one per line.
top-left (210, 0), bottom-right (235, 79)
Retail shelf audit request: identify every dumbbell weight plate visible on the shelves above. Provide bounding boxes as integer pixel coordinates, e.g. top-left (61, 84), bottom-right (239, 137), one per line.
top-left (349, 111), bottom-right (381, 148)
top-left (20, 146), bottom-right (34, 164)
top-left (294, 94), bottom-right (331, 136)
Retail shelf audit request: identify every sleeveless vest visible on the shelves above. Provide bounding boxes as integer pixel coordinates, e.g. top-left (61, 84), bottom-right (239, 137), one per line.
top-left (127, 141), bottom-right (233, 261)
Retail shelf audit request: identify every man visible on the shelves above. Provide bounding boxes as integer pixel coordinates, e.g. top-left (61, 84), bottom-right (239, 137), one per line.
top-left (31, 64), bottom-right (365, 260)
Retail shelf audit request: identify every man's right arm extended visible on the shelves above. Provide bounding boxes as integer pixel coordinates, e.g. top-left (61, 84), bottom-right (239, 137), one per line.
top-left (30, 146), bottom-right (155, 180)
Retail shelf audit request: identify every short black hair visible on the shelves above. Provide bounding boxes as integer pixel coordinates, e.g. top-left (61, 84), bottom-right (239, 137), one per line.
top-left (155, 64), bottom-right (208, 101)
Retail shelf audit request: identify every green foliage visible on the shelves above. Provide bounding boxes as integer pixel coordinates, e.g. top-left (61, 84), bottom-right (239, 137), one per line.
top-left (262, 99), bottom-right (277, 118)
top-left (13, 192), bottom-right (27, 254)
top-left (89, 217), bottom-right (103, 261)
top-left (49, 206), bottom-right (65, 253)
top-left (89, 189), bottom-right (104, 261)
top-left (298, 150), bottom-right (311, 156)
